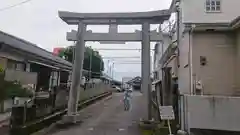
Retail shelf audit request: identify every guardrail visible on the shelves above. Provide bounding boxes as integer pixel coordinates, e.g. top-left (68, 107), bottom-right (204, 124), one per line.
top-left (10, 91), bottom-right (112, 135)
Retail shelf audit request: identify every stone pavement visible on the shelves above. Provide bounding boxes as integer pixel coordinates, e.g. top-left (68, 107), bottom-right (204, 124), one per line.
top-left (48, 91), bottom-right (145, 135)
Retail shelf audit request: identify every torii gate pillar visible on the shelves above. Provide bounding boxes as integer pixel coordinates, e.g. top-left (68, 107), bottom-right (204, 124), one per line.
top-left (65, 21), bottom-right (86, 123)
top-left (141, 22), bottom-right (151, 120)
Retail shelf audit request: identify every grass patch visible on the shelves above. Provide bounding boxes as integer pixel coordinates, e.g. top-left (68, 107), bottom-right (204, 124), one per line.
top-left (141, 129), bottom-right (154, 135)
top-left (139, 121), bottom-right (170, 135)
top-left (141, 128), bottom-right (169, 135)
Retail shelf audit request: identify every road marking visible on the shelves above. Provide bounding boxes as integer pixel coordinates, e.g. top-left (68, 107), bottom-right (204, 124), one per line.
top-left (118, 128), bottom-right (125, 131)
top-left (88, 127), bottom-right (94, 131)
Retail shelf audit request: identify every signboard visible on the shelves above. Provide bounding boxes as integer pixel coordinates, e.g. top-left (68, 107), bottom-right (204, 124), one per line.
top-left (159, 106), bottom-right (175, 120)
top-left (35, 91), bottom-right (50, 99)
top-left (53, 47), bottom-right (64, 56)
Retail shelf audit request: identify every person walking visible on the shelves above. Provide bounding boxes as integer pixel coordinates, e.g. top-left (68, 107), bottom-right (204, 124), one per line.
top-left (81, 76), bottom-right (86, 90)
top-left (123, 89), bottom-right (132, 111)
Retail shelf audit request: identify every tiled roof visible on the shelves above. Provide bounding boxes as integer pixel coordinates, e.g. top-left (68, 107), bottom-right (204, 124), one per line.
top-left (0, 30), bottom-right (72, 68)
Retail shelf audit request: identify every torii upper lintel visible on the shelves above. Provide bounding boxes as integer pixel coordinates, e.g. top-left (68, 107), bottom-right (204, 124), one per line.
top-left (59, 9), bottom-right (171, 25)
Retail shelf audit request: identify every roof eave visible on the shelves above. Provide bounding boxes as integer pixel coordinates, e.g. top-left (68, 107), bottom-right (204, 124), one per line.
top-left (183, 22), bottom-right (232, 32)
top-left (230, 16), bottom-right (240, 29)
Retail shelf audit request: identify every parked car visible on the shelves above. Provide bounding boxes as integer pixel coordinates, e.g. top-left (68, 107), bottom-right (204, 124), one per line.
top-left (112, 85), bottom-right (123, 92)
top-left (116, 86), bottom-right (122, 92)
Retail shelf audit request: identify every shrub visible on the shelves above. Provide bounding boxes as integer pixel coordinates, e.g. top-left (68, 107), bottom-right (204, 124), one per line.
top-left (0, 80), bottom-right (33, 101)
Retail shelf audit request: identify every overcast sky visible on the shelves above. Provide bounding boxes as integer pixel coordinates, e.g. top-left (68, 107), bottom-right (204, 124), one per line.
top-left (0, 0), bottom-right (172, 81)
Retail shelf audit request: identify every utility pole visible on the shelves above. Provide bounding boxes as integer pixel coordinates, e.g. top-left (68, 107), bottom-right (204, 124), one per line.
top-left (72, 41), bottom-right (76, 64)
top-left (99, 60), bottom-right (102, 76)
top-left (108, 60), bottom-right (111, 77)
top-left (89, 47), bottom-right (93, 82)
top-left (111, 62), bottom-right (114, 79)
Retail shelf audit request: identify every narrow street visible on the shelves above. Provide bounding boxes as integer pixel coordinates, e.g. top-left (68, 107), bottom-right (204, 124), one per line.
top-left (48, 91), bottom-right (145, 135)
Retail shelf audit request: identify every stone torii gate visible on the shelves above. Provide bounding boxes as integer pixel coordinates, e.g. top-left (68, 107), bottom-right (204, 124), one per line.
top-left (58, 10), bottom-right (171, 122)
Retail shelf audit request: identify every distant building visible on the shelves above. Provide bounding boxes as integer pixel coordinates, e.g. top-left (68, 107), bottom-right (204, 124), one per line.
top-left (122, 77), bottom-right (133, 89)
top-left (127, 76), bottom-right (141, 90)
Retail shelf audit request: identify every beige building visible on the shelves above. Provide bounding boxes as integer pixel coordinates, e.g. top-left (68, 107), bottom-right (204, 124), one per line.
top-left (153, 0), bottom-right (240, 133)
top-left (178, 0), bottom-right (240, 133)
top-left (178, 0), bottom-right (240, 96)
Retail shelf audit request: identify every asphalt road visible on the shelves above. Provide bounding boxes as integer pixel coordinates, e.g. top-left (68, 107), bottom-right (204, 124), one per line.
top-left (48, 91), bottom-right (145, 135)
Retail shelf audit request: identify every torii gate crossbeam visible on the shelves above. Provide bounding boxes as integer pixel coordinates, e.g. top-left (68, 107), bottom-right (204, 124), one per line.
top-left (59, 10), bottom-right (171, 123)
top-left (66, 30), bottom-right (168, 42)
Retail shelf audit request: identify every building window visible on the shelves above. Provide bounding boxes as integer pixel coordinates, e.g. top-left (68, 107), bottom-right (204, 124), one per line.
top-left (7, 60), bottom-right (15, 70)
top-left (16, 63), bottom-right (24, 71)
top-left (206, 0), bottom-right (221, 12)
top-left (7, 60), bottom-right (25, 71)
top-left (49, 71), bottom-right (59, 89)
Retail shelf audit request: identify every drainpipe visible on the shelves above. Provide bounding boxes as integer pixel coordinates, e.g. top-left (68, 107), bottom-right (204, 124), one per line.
top-left (189, 25), bottom-right (195, 95)
top-left (176, 2), bottom-right (180, 68)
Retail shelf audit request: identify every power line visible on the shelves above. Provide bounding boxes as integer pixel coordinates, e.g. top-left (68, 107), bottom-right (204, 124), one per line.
top-left (114, 63), bottom-right (141, 64)
top-left (0, 0), bottom-right (34, 12)
top-left (93, 48), bottom-right (155, 51)
top-left (112, 60), bottom-right (140, 63)
top-left (103, 56), bottom-right (140, 59)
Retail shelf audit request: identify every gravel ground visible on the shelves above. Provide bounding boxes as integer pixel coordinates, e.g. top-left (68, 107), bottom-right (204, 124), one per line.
top-left (47, 91), bottom-right (145, 135)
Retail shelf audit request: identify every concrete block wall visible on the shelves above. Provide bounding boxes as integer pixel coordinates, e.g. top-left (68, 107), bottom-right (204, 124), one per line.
top-left (183, 95), bottom-right (240, 131)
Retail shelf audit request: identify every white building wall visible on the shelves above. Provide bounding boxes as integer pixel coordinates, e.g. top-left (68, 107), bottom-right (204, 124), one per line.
top-left (176, 0), bottom-right (240, 133)
top-left (192, 32), bottom-right (236, 96)
top-left (236, 29), bottom-right (240, 95)
top-left (181, 0), bottom-right (240, 23)
top-left (178, 32), bottom-right (191, 94)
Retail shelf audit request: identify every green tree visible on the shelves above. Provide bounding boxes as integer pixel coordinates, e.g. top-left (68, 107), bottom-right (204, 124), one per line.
top-left (58, 46), bottom-right (104, 78)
